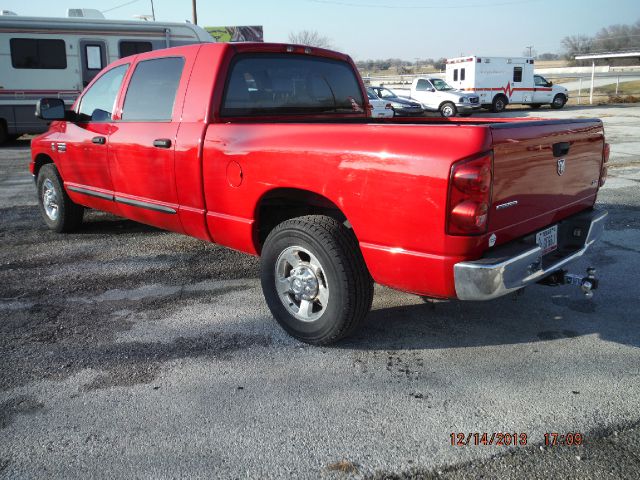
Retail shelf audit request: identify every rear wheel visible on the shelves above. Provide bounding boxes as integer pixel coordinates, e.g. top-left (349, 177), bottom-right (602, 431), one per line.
top-left (260, 215), bottom-right (373, 345)
top-left (551, 94), bottom-right (566, 109)
top-left (491, 95), bottom-right (508, 113)
top-left (36, 164), bottom-right (84, 232)
top-left (440, 102), bottom-right (457, 117)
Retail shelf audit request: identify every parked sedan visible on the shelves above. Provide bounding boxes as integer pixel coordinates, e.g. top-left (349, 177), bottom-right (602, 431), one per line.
top-left (366, 88), bottom-right (394, 118)
top-left (369, 86), bottom-right (425, 116)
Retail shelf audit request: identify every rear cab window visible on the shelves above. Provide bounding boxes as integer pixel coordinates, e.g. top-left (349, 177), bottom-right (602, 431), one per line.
top-left (221, 54), bottom-right (364, 117)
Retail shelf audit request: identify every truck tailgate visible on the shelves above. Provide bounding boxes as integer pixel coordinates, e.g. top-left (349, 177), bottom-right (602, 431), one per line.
top-left (488, 119), bottom-right (604, 238)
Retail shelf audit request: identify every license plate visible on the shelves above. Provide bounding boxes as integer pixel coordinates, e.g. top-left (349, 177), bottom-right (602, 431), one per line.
top-left (536, 225), bottom-right (558, 255)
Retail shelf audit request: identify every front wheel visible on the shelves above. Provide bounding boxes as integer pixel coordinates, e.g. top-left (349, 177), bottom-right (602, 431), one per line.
top-left (551, 94), bottom-right (566, 109)
top-left (491, 95), bottom-right (508, 113)
top-left (260, 215), bottom-right (373, 345)
top-left (36, 164), bottom-right (84, 232)
top-left (440, 102), bottom-right (457, 117)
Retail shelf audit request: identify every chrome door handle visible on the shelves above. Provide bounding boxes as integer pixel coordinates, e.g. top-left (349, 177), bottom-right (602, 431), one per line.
top-left (153, 139), bottom-right (172, 148)
top-left (92, 136), bottom-right (106, 145)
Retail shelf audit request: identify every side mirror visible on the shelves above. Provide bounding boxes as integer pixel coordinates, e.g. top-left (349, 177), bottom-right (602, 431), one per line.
top-left (35, 98), bottom-right (66, 121)
top-left (548, 81), bottom-right (553, 87)
top-left (430, 88), bottom-right (436, 92)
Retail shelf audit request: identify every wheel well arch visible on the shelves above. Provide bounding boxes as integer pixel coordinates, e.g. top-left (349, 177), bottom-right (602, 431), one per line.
top-left (254, 188), bottom-right (350, 253)
top-left (493, 93), bottom-right (509, 103)
top-left (438, 100), bottom-right (455, 110)
top-left (33, 153), bottom-right (54, 177)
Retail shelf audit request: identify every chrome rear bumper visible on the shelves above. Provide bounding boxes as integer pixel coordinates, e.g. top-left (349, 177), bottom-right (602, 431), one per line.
top-left (454, 209), bottom-right (607, 301)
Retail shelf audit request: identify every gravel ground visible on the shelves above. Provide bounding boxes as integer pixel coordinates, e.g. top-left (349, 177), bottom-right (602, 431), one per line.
top-left (1, 106), bottom-right (639, 479)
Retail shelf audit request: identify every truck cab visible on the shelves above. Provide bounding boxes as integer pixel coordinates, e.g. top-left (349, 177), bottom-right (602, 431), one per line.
top-left (409, 77), bottom-right (480, 117)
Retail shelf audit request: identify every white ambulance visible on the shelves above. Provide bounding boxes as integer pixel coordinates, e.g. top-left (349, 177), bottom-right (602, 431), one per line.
top-left (445, 56), bottom-right (569, 112)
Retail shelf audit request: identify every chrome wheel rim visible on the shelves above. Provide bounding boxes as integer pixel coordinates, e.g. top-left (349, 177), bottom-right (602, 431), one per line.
top-left (442, 105), bottom-right (454, 117)
top-left (553, 96), bottom-right (563, 106)
top-left (275, 246), bottom-right (329, 322)
top-left (42, 179), bottom-right (59, 221)
top-left (496, 99), bottom-right (504, 110)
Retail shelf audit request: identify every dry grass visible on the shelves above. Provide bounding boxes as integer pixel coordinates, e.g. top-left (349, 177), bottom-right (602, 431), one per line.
top-left (327, 459), bottom-right (359, 474)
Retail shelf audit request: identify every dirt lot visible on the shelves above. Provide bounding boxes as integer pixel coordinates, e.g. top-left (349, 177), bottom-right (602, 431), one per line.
top-left (1, 105), bottom-right (640, 479)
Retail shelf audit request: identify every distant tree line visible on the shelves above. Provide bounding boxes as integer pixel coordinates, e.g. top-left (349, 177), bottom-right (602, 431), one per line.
top-left (562, 19), bottom-right (640, 65)
top-left (355, 57), bottom-right (448, 74)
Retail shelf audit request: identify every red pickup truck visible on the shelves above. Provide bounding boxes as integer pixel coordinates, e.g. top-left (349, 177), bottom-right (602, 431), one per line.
top-left (31, 43), bottom-right (608, 344)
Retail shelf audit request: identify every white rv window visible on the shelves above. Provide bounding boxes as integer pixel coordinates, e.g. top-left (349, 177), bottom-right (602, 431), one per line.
top-left (119, 41), bottom-right (153, 59)
top-left (10, 38), bottom-right (66, 69)
top-left (460, 68), bottom-right (466, 81)
top-left (86, 45), bottom-right (102, 70)
top-left (453, 69), bottom-right (458, 82)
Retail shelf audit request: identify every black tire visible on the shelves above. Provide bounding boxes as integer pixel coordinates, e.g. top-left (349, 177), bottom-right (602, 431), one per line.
top-left (529, 104), bottom-right (542, 109)
top-left (491, 95), bottom-right (508, 113)
top-left (36, 163), bottom-right (84, 233)
top-left (551, 94), bottom-right (566, 109)
top-left (439, 102), bottom-right (457, 117)
top-left (260, 215), bottom-right (373, 345)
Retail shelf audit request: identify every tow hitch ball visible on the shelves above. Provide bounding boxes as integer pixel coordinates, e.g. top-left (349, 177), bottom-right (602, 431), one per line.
top-left (565, 267), bottom-right (599, 298)
top-left (540, 267), bottom-right (599, 298)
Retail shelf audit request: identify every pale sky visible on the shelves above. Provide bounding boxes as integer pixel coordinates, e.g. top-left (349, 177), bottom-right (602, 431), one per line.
top-left (4, 0), bottom-right (639, 60)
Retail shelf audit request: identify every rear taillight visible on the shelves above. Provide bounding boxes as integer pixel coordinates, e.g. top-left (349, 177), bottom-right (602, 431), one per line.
top-left (447, 153), bottom-right (493, 235)
top-left (600, 142), bottom-right (610, 187)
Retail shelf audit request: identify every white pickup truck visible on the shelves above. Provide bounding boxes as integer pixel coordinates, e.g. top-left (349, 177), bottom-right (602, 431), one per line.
top-left (409, 77), bottom-right (481, 117)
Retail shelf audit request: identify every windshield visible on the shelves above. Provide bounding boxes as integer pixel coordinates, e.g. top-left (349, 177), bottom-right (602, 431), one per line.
top-left (366, 89), bottom-right (377, 100)
top-left (430, 78), bottom-right (454, 91)
top-left (377, 88), bottom-right (397, 99)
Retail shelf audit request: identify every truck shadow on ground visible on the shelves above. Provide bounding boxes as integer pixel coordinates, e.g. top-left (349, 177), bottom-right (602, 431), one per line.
top-left (341, 286), bottom-right (640, 352)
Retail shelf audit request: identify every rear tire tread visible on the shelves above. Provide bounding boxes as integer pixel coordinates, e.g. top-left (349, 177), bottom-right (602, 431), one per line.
top-left (262, 215), bottom-right (373, 345)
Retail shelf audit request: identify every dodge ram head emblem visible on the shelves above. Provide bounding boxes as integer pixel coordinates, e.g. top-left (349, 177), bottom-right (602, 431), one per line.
top-left (557, 158), bottom-right (566, 176)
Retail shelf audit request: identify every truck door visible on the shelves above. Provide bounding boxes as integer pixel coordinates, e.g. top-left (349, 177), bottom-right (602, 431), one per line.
top-left (532, 74), bottom-right (554, 104)
top-left (60, 63), bottom-right (128, 215)
top-left (79, 40), bottom-right (107, 88)
top-left (108, 55), bottom-right (188, 233)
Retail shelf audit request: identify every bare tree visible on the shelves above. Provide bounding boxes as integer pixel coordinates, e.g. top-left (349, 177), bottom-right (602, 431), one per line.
top-left (288, 30), bottom-right (333, 49)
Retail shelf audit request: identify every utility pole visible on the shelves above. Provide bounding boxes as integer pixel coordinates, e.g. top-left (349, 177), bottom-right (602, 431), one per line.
top-left (526, 45), bottom-right (533, 57)
top-left (191, 0), bottom-right (198, 25)
top-left (150, 0), bottom-right (155, 21)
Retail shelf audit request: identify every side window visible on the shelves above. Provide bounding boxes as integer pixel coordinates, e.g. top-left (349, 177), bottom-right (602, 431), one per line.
top-left (119, 41), bottom-right (153, 59)
top-left (460, 68), bottom-right (466, 81)
top-left (513, 67), bottom-right (523, 83)
top-left (121, 57), bottom-right (185, 121)
top-left (221, 54), bottom-right (365, 116)
top-left (77, 64), bottom-right (128, 122)
top-left (10, 38), bottom-right (66, 69)
top-left (85, 45), bottom-right (103, 70)
top-left (453, 69), bottom-right (458, 82)
top-left (416, 79), bottom-right (429, 91)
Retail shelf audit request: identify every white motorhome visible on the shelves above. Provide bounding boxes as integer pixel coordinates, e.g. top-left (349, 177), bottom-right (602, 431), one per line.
top-left (0, 11), bottom-right (213, 142)
top-left (445, 56), bottom-right (569, 112)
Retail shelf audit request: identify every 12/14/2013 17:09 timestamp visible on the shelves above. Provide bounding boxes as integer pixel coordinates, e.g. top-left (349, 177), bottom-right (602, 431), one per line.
top-left (450, 432), bottom-right (584, 447)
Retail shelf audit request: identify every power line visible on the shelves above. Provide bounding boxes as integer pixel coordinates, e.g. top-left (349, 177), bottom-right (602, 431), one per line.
top-left (305, 0), bottom-right (543, 9)
top-left (101, 0), bottom-right (142, 14)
